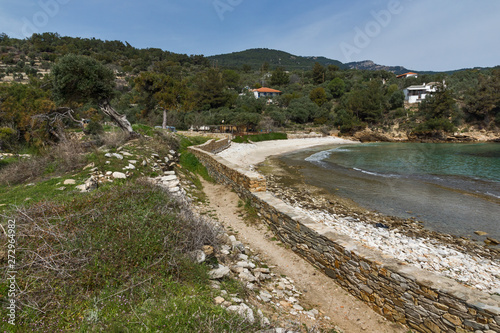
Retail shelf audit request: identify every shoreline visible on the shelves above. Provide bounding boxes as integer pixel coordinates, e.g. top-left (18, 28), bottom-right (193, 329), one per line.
top-left (217, 136), bottom-right (359, 168)
top-left (216, 137), bottom-right (500, 295)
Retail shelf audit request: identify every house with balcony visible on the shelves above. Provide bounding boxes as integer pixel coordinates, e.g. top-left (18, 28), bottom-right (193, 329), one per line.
top-left (403, 82), bottom-right (441, 104)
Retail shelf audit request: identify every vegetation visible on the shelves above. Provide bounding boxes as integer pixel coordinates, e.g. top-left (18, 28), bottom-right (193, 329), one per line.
top-left (232, 132), bottom-right (287, 143)
top-left (0, 32), bottom-right (499, 153)
top-left (0, 180), bottom-right (261, 332)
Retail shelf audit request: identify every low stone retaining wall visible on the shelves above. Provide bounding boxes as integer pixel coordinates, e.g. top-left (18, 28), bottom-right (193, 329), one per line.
top-left (195, 138), bottom-right (231, 154)
top-left (189, 143), bottom-right (500, 333)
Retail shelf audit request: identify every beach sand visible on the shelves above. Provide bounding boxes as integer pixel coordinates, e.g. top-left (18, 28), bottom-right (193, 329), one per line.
top-left (217, 136), bottom-right (357, 168)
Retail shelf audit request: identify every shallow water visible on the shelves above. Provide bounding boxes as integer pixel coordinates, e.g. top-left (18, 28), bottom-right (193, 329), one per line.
top-left (278, 143), bottom-right (500, 242)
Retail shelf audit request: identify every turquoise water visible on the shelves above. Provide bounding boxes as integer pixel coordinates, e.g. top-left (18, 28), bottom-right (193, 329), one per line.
top-left (279, 143), bottom-right (500, 243)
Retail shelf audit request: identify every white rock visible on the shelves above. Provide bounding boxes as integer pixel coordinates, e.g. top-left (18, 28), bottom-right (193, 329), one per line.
top-left (63, 179), bottom-right (76, 185)
top-left (239, 271), bottom-right (256, 282)
top-left (112, 153), bottom-right (123, 160)
top-left (190, 250), bottom-right (206, 263)
top-left (161, 175), bottom-right (177, 182)
top-left (112, 172), bottom-right (127, 179)
top-left (208, 265), bottom-right (230, 279)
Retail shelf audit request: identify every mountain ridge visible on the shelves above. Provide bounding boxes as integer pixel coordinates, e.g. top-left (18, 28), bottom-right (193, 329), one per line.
top-left (208, 48), bottom-right (494, 74)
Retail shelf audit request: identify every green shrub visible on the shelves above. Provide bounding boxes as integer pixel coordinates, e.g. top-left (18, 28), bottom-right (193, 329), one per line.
top-left (232, 132), bottom-right (287, 143)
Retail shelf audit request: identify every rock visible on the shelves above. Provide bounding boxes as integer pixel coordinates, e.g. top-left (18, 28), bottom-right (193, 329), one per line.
top-left (279, 301), bottom-right (291, 308)
top-left (208, 265), bottom-right (230, 280)
top-left (214, 296), bottom-right (225, 305)
top-left (83, 162), bottom-right (95, 170)
top-left (112, 172), bottom-right (127, 179)
top-left (202, 245), bottom-right (214, 256)
top-left (161, 175), bottom-right (177, 182)
top-left (112, 153), bottom-right (123, 160)
top-left (189, 250), bottom-right (206, 263)
top-left (239, 271), bottom-right (256, 282)
top-left (106, 171), bottom-right (113, 176)
top-left (63, 179), bottom-right (76, 185)
top-left (104, 153), bottom-right (112, 157)
top-left (474, 231), bottom-right (488, 236)
top-left (293, 304), bottom-right (304, 311)
top-left (259, 291), bottom-right (272, 302)
top-left (485, 237), bottom-right (500, 245)
top-left (75, 185), bottom-right (87, 192)
top-left (56, 187), bottom-right (66, 191)
top-left (227, 303), bottom-right (255, 323)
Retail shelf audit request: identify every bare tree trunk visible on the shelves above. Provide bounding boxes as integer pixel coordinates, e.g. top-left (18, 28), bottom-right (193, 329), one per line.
top-left (162, 108), bottom-right (167, 129)
top-left (99, 101), bottom-right (136, 136)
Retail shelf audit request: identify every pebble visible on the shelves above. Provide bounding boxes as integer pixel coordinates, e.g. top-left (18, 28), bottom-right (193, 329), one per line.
top-left (288, 204), bottom-right (500, 294)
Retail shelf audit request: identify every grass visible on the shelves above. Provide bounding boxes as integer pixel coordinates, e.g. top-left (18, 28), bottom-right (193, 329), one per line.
top-left (0, 132), bottom-right (267, 332)
top-left (0, 180), bottom-right (262, 332)
top-left (232, 132), bottom-right (287, 143)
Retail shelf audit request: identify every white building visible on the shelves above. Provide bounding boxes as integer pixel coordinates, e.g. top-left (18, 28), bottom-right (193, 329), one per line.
top-left (403, 82), bottom-right (441, 104)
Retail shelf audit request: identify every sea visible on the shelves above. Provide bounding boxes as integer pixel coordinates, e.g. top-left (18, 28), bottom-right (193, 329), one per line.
top-left (277, 142), bottom-right (500, 243)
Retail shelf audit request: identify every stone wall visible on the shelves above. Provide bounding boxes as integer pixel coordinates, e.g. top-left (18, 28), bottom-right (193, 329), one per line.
top-left (189, 144), bottom-right (500, 333)
top-left (195, 138), bottom-right (231, 154)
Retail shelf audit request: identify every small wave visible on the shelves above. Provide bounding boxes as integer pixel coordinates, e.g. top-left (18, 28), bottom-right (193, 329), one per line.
top-left (486, 192), bottom-right (500, 199)
top-left (305, 150), bottom-right (333, 162)
top-left (352, 167), bottom-right (400, 178)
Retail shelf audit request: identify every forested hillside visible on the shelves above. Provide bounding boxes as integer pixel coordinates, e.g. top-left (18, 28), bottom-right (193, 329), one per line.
top-left (1, 32), bottom-right (499, 153)
top-left (208, 48), bottom-right (345, 71)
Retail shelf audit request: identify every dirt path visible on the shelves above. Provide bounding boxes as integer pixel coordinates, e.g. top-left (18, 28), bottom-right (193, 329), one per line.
top-left (200, 179), bottom-right (407, 333)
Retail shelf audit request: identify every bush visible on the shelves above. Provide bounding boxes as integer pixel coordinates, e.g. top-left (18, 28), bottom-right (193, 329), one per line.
top-left (413, 117), bottom-right (456, 134)
top-left (232, 132), bottom-right (287, 143)
top-left (0, 139), bottom-right (86, 185)
top-left (0, 127), bottom-right (17, 152)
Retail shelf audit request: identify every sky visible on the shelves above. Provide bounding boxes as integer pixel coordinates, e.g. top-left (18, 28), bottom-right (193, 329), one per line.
top-left (1, 0), bottom-right (499, 72)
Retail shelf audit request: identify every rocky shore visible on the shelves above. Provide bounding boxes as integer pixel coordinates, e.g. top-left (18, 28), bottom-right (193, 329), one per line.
top-left (261, 159), bottom-right (500, 296)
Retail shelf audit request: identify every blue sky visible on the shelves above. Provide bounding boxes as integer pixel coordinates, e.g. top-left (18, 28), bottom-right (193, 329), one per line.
top-left (1, 0), bottom-right (499, 71)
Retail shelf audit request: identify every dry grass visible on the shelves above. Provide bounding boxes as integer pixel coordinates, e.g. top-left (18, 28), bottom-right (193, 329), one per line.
top-left (99, 131), bottom-right (130, 149)
top-left (0, 139), bottom-right (86, 186)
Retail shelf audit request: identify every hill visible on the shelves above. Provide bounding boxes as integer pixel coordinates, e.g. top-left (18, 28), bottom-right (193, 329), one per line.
top-left (208, 48), bottom-right (344, 71)
top-left (344, 60), bottom-right (410, 75)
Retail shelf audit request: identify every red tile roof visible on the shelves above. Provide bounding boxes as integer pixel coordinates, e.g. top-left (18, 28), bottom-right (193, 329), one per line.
top-left (252, 87), bottom-right (282, 93)
top-left (396, 72), bottom-right (418, 78)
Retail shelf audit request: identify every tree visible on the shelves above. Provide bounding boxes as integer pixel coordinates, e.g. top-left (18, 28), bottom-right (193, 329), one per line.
top-left (222, 69), bottom-right (240, 90)
top-left (195, 68), bottom-right (233, 109)
top-left (270, 67), bottom-right (289, 86)
top-left (51, 54), bottom-right (135, 135)
top-left (312, 62), bottom-right (326, 84)
top-left (327, 78), bottom-right (346, 98)
top-left (287, 97), bottom-right (320, 123)
top-left (134, 72), bottom-right (191, 128)
top-left (464, 70), bottom-right (500, 125)
top-left (416, 85), bottom-right (457, 133)
top-left (309, 87), bottom-right (327, 106)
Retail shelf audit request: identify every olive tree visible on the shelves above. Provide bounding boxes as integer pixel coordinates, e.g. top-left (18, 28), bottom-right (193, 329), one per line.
top-left (52, 54), bottom-right (135, 135)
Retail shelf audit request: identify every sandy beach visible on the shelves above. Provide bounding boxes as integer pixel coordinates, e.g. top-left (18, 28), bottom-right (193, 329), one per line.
top-left (218, 136), bottom-right (358, 167)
